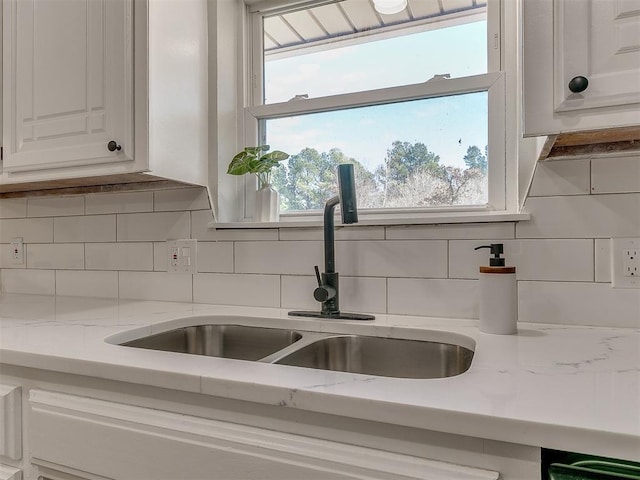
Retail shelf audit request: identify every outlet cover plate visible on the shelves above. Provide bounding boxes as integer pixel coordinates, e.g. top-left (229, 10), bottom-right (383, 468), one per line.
top-left (166, 239), bottom-right (197, 274)
top-left (611, 237), bottom-right (640, 288)
top-left (10, 237), bottom-right (24, 265)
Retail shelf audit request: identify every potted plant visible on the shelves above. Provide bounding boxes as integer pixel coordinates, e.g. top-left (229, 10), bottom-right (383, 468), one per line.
top-left (227, 145), bottom-right (289, 222)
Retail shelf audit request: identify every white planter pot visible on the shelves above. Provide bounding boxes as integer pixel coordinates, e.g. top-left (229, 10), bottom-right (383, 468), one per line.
top-left (255, 184), bottom-right (280, 222)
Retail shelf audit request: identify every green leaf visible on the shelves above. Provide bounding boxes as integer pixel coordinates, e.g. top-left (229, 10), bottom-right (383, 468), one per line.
top-left (244, 145), bottom-right (270, 155)
top-left (227, 151), bottom-right (252, 175)
top-left (227, 146), bottom-right (288, 178)
top-left (260, 150), bottom-right (289, 162)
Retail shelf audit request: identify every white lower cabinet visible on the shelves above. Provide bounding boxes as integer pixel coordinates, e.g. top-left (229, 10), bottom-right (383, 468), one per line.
top-left (0, 365), bottom-right (540, 480)
top-left (0, 465), bottom-right (21, 480)
top-left (0, 384), bottom-right (21, 461)
top-left (28, 390), bottom-right (499, 480)
top-left (0, 384), bottom-right (22, 480)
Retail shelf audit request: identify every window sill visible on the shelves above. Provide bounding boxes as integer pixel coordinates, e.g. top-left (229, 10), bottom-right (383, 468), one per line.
top-left (210, 210), bottom-right (530, 230)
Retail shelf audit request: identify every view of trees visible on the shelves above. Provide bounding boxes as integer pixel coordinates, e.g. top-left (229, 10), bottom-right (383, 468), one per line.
top-left (271, 141), bottom-right (488, 211)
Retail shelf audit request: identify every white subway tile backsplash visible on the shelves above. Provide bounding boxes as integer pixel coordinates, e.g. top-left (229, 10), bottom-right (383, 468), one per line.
top-left (278, 228), bottom-right (323, 241)
top-left (86, 191), bottom-right (153, 214)
top-left (388, 278), bottom-right (478, 318)
top-left (517, 194), bottom-right (640, 238)
top-left (117, 212), bottom-right (190, 241)
top-left (595, 239), bottom-right (612, 283)
top-left (591, 154), bottom-right (640, 194)
top-left (1, 269), bottom-right (55, 295)
top-left (337, 240), bottom-right (448, 278)
top-left (54, 215), bottom-right (116, 243)
top-left (528, 159), bottom-right (591, 197)
top-left (279, 226), bottom-right (385, 241)
top-left (386, 223), bottom-right (515, 240)
top-left (0, 218), bottom-right (54, 243)
top-left (154, 188), bottom-right (210, 211)
top-left (235, 241), bottom-right (323, 275)
top-left (0, 244), bottom-right (26, 269)
top-left (190, 210), bottom-right (217, 239)
top-left (27, 196), bottom-right (84, 217)
top-left (27, 244), bottom-right (85, 270)
top-left (118, 271), bottom-right (192, 302)
top-left (5, 151), bottom-right (637, 329)
top-left (85, 243), bottom-right (154, 271)
top-left (518, 281), bottom-right (640, 327)
top-left (196, 242), bottom-right (234, 273)
top-left (449, 239), bottom-right (594, 281)
top-left (153, 242), bottom-right (167, 271)
top-left (193, 273), bottom-right (280, 307)
top-left (0, 198), bottom-right (27, 218)
top-left (56, 270), bottom-right (118, 298)
top-left (281, 275), bottom-right (386, 314)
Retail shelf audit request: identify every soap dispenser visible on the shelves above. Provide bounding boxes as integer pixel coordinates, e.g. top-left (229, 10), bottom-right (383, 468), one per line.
top-left (474, 244), bottom-right (517, 335)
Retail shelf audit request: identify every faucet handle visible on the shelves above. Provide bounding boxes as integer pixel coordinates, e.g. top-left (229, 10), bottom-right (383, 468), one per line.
top-left (314, 265), bottom-right (322, 287)
top-left (313, 265), bottom-right (336, 303)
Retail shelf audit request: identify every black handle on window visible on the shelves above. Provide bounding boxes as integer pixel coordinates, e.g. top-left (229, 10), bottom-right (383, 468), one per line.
top-left (107, 141), bottom-right (122, 152)
top-left (568, 76), bottom-right (589, 93)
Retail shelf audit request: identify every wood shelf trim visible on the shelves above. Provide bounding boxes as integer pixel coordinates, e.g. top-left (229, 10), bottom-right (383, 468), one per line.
top-left (539, 127), bottom-right (640, 161)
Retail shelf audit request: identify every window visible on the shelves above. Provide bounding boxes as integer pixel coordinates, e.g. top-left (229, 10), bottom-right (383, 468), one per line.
top-left (239, 0), bottom-right (512, 223)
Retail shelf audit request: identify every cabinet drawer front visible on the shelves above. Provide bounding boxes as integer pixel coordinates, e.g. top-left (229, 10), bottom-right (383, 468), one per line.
top-left (29, 390), bottom-right (498, 480)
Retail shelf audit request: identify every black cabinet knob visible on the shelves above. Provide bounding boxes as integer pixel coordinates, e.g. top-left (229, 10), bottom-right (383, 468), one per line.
top-left (107, 141), bottom-right (122, 152)
top-left (568, 76), bottom-right (589, 93)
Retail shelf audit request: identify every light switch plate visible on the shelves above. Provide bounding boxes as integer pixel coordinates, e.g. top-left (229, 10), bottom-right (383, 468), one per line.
top-left (611, 237), bottom-right (640, 288)
top-left (166, 239), bottom-right (197, 274)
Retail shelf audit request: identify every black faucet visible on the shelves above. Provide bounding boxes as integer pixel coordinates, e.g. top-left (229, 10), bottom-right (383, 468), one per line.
top-left (289, 164), bottom-right (375, 321)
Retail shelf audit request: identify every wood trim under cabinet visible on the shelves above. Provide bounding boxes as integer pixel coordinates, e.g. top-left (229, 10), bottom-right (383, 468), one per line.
top-left (0, 174), bottom-right (196, 198)
top-left (539, 126), bottom-right (640, 161)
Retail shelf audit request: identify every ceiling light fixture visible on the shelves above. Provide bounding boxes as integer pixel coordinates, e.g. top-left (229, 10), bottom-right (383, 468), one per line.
top-left (373, 0), bottom-right (407, 15)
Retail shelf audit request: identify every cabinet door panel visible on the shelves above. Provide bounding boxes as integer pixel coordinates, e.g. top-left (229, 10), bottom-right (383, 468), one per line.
top-left (3, 0), bottom-right (133, 173)
top-left (555, 0), bottom-right (640, 112)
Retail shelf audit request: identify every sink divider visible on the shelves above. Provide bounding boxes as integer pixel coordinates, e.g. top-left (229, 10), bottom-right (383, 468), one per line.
top-left (257, 332), bottom-right (350, 364)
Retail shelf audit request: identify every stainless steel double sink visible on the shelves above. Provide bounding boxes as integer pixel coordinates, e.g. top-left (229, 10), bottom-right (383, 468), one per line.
top-left (119, 324), bottom-right (474, 379)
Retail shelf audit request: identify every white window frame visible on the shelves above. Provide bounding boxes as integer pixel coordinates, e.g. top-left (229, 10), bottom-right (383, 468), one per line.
top-left (211, 0), bottom-right (524, 227)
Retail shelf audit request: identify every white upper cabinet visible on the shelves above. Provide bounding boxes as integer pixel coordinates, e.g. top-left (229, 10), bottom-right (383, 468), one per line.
top-left (3, 0), bottom-right (133, 173)
top-left (1, 0), bottom-right (208, 190)
top-left (523, 0), bottom-right (640, 137)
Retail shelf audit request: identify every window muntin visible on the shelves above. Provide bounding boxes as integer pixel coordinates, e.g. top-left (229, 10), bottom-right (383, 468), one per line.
top-left (246, 0), bottom-right (504, 219)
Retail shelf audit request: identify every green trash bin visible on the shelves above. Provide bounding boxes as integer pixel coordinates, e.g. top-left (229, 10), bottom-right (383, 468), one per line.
top-left (549, 453), bottom-right (640, 480)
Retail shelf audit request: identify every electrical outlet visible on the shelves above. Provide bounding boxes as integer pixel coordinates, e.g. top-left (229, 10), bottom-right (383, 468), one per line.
top-left (166, 239), bottom-right (197, 274)
top-left (10, 237), bottom-right (24, 265)
top-left (611, 238), bottom-right (640, 288)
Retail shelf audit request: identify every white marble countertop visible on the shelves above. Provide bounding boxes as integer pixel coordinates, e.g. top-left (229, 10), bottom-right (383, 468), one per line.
top-left (0, 294), bottom-right (638, 461)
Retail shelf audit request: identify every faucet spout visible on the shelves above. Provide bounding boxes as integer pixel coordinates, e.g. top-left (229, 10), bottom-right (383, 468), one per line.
top-left (324, 194), bottom-right (339, 274)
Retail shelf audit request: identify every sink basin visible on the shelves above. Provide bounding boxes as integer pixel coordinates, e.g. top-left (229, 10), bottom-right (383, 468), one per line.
top-left (121, 325), bottom-right (303, 361)
top-left (117, 320), bottom-right (474, 379)
top-left (274, 335), bottom-right (474, 379)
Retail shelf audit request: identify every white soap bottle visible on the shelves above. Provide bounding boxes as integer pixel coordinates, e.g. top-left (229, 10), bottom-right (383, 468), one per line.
top-left (474, 244), bottom-right (517, 335)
